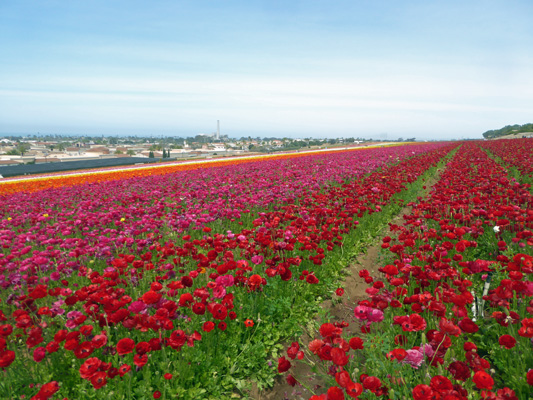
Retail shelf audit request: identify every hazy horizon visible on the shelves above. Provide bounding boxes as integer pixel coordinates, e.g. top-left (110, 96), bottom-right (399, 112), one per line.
top-left (1, 1), bottom-right (532, 140)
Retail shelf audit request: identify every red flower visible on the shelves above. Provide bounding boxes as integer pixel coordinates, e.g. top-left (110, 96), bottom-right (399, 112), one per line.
top-left (286, 374), bottom-right (298, 387)
top-left (202, 321), bottom-right (215, 332)
top-left (439, 318), bottom-right (461, 337)
top-left (0, 349), bottom-right (15, 368)
top-left (277, 356), bottom-right (291, 373)
top-left (164, 373), bottom-right (173, 380)
top-left (211, 304), bottom-right (228, 320)
top-left (118, 364), bottom-right (131, 377)
top-left (217, 321), bottom-right (227, 331)
top-left (346, 382), bottom-right (363, 398)
top-left (327, 386), bottom-right (345, 400)
top-left (90, 371), bottom-right (108, 389)
top-left (401, 314), bottom-right (427, 332)
top-left (308, 339), bottom-right (324, 354)
top-left (35, 381), bottom-right (59, 399)
top-left (412, 384), bottom-right (434, 400)
top-left (286, 341), bottom-right (298, 358)
top-left (153, 391), bottom-right (162, 399)
top-left (116, 338), bottom-right (135, 355)
top-left (472, 370), bottom-right (494, 390)
top-left (0, 324), bottom-right (13, 337)
top-left (335, 288), bottom-right (345, 296)
top-left (45, 341), bottom-right (59, 354)
top-left (136, 341), bottom-right (151, 355)
top-left (192, 302), bottom-right (206, 315)
top-left (142, 290), bottom-right (162, 305)
top-left (349, 337), bottom-right (364, 350)
top-left (33, 347), bottom-right (46, 363)
top-left (244, 319), bottom-right (254, 328)
top-left (29, 284), bottom-right (48, 299)
top-left (458, 317), bottom-right (479, 333)
top-left (527, 369), bottom-right (533, 385)
top-left (447, 361), bottom-right (471, 381)
top-left (134, 354), bottom-right (148, 367)
top-left (335, 370), bottom-right (352, 388)
top-left (498, 334), bottom-right (516, 349)
top-left (386, 348), bottom-right (407, 361)
top-left (331, 347), bottom-right (348, 366)
top-left (80, 357), bottom-right (102, 379)
top-left (74, 341), bottom-right (94, 359)
top-left (319, 323), bottom-right (341, 338)
top-left (430, 375), bottom-right (452, 392)
top-left (362, 376), bottom-right (381, 392)
top-left (518, 318), bottom-right (533, 338)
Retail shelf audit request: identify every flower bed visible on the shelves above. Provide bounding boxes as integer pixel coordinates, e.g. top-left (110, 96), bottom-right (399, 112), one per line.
top-left (280, 142), bottom-right (533, 399)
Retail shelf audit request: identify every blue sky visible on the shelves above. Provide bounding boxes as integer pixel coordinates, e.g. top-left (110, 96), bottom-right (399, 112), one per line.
top-left (0, 1), bottom-right (532, 140)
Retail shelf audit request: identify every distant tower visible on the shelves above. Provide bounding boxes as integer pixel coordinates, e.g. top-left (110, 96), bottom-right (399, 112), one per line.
top-left (217, 120), bottom-right (220, 140)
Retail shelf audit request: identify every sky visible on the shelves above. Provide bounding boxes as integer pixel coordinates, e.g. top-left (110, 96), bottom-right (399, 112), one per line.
top-left (0, 1), bottom-right (532, 140)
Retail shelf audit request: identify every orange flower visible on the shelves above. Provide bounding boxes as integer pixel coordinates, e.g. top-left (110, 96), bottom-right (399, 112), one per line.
top-left (244, 319), bottom-right (254, 328)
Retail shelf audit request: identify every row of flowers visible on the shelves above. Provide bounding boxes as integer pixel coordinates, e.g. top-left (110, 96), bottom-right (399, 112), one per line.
top-left (279, 141), bottom-right (533, 399)
top-left (0, 143), bottom-right (453, 399)
top-left (0, 145), bottom-right (414, 196)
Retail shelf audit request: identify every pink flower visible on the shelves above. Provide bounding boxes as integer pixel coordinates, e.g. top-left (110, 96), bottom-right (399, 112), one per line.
top-left (251, 255), bottom-right (264, 265)
top-left (402, 349), bottom-right (425, 369)
top-left (128, 301), bottom-right (147, 313)
top-left (212, 285), bottom-right (226, 299)
top-left (367, 309), bottom-right (384, 323)
top-left (215, 275), bottom-right (234, 288)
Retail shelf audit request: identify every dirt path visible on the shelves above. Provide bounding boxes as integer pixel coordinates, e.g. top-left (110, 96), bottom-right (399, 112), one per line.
top-left (250, 168), bottom-right (444, 400)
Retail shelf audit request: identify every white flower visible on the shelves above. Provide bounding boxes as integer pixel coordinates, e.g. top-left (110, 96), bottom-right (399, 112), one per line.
top-left (493, 226), bottom-right (500, 233)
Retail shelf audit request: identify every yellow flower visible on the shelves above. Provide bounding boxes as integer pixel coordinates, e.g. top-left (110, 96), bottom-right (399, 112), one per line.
top-left (43, 214), bottom-right (49, 217)
top-left (120, 217), bottom-right (125, 222)
top-left (7, 217), bottom-right (12, 221)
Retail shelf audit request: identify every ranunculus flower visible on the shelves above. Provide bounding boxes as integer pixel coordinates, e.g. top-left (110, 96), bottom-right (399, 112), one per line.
top-left (116, 338), bottom-right (135, 355)
top-left (327, 386), bottom-right (344, 400)
top-left (33, 346), bottom-right (46, 362)
top-left (472, 370), bottom-right (494, 390)
top-left (458, 317), bottom-right (479, 333)
top-left (498, 334), bottom-right (517, 349)
top-left (349, 337), bottom-right (364, 350)
top-left (412, 384), bottom-right (434, 400)
top-left (527, 369), bottom-right (533, 386)
top-left (277, 356), bottom-right (291, 373)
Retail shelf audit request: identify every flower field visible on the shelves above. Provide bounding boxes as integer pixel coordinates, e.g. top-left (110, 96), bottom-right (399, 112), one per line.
top-left (279, 140), bottom-right (533, 399)
top-left (1, 140), bottom-right (532, 399)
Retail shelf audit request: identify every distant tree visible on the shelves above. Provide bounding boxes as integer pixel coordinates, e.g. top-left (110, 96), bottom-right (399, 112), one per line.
top-left (149, 151), bottom-right (155, 158)
top-left (127, 150), bottom-right (136, 156)
top-left (115, 149), bottom-right (123, 155)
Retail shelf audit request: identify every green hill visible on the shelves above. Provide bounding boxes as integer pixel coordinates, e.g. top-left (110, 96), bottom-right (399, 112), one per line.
top-left (483, 123), bottom-right (533, 139)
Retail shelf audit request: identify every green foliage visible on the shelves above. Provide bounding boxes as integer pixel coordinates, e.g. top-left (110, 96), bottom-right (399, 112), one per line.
top-left (482, 123), bottom-right (533, 139)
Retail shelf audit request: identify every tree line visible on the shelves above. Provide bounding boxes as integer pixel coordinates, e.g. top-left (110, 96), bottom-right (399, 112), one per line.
top-left (482, 123), bottom-right (533, 139)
